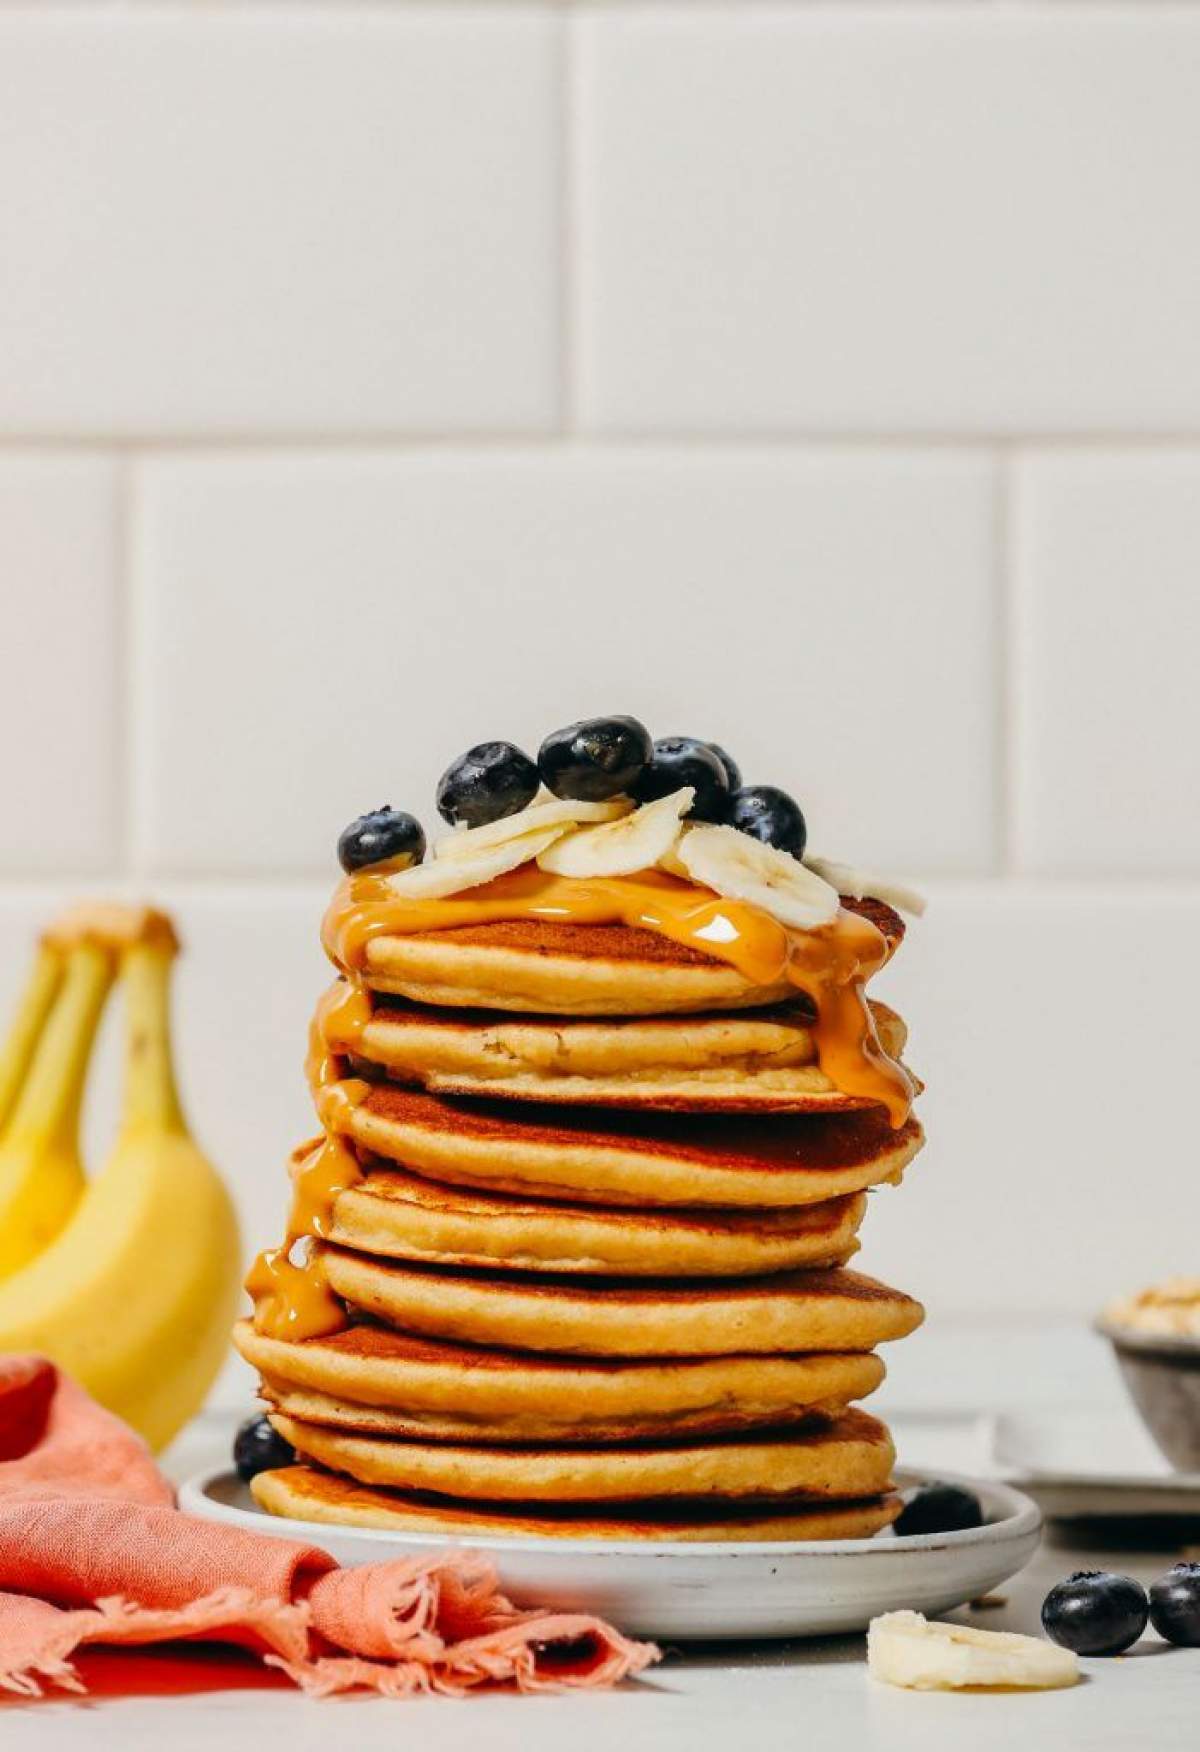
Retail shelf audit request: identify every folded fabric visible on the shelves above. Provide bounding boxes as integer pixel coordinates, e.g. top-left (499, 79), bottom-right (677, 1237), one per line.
top-left (0, 1354), bottom-right (658, 1699)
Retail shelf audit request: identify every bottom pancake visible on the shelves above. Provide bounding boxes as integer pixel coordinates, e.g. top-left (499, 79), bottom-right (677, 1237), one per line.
top-left (269, 1405), bottom-right (895, 1504)
top-left (235, 1320), bottom-right (885, 1442)
top-left (253, 1464), bottom-right (903, 1543)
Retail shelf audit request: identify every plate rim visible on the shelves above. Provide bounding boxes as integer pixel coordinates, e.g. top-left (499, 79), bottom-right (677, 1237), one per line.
top-left (180, 1462), bottom-right (1041, 1562)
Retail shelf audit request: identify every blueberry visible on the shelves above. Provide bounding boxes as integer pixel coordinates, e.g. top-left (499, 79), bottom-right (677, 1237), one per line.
top-left (1149, 1562), bottom-right (1200, 1646)
top-left (1041, 1570), bottom-right (1148, 1656)
top-left (233, 1414), bottom-right (295, 1482)
top-left (337, 806), bottom-right (426, 874)
top-left (727, 785), bottom-right (807, 859)
top-left (893, 1482), bottom-right (984, 1538)
top-left (538, 716), bottom-right (652, 802)
top-left (634, 736), bottom-right (730, 821)
top-left (706, 742), bottom-right (743, 792)
top-left (436, 741), bottom-right (539, 828)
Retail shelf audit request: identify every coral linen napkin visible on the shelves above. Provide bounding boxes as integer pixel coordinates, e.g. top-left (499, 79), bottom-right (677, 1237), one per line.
top-left (0, 1354), bottom-right (658, 1698)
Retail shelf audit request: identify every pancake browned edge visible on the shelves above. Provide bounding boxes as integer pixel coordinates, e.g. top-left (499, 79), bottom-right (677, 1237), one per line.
top-left (339, 1087), bottom-right (924, 1209)
top-left (234, 1319), bottom-right (886, 1442)
top-left (357, 896), bottom-right (905, 1018)
top-left (327, 1164), bottom-right (867, 1276)
top-left (268, 1404), bottom-right (896, 1503)
top-left (318, 1250), bottom-right (926, 1358)
top-left (334, 995), bottom-right (911, 1115)
top-left (252, 1464), bottom-right (903, 1543)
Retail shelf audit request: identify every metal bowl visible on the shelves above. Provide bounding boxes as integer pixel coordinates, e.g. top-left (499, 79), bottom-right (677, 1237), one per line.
top-left (1097, 1320), bottom-right (1200, 1471)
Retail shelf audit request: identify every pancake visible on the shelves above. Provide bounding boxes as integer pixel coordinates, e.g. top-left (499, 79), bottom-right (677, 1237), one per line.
top-left (269, 1404), bottom-right (895, 1503)
top-left (339, 1087), bottom-right (924, 1209)
top-left (359, 897), bottom-right (905, 1017)
top-left (252, 1464), bottom-right (903, 1542)
top-left (234, 1319), bottom-right (885, 1442)
top-left (338, 995), bottom-right (909, 1114)
top-left (328, 1166), bottom-right (867, 1276)
top-left (319, 1252), bottom-right (925, 1358)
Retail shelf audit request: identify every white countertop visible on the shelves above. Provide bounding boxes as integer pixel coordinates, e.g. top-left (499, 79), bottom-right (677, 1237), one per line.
top-left (5, 1323), bottom-right (1199, 1750)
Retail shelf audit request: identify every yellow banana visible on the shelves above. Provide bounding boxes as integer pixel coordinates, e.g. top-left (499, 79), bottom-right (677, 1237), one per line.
top-left (0, 932), bottom-right (242, 1450)
top-left (0, 940), bottom-right (114, 1277)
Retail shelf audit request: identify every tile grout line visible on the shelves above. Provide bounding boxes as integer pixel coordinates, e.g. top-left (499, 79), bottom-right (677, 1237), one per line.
top-left (998, 446), bottom-right (1026, 878)
top-left (112, 453), bottom-right (137, 879)
top-left (558, 11), bottom-right (582, 439)
top-left (122, 453), bottom-right (150, 884)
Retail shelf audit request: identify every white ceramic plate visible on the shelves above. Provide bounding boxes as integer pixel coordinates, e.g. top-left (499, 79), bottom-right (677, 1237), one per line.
top-left (990, 1410), bottom-right (1200, 1518)
top-left (179, 1465), bottom-right (1040, 1640)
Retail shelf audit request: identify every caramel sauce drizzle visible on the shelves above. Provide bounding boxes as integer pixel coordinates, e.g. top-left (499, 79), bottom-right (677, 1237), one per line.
top-left (321, 864), bottom-right (914, 1126)
top-left (250, 859), bottom-right (915, 1337)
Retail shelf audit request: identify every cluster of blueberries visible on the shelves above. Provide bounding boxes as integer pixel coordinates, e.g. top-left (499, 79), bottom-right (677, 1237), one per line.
top-left (336, 715), bottom-right (809, 876)
top-left (896, 1481), bottom-right (1200, 1655)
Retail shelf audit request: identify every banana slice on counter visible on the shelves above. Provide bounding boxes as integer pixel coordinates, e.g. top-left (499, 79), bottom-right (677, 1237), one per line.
top-left (435, 795), bottom-right (630, 861)
top-left (675, 823), bottom-right (840, 930)
top-left (867, 1612), bottom-right (1079, 1692)
top-left (390, 825), bottom-right (570, 898)
top-left (538, 788), bottom-right (694, 879)
top-left (804, 856), bottom-right (927, 919)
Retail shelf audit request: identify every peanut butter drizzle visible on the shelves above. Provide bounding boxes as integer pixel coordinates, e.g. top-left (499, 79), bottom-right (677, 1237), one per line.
top-left (246, 1131), bottom-right (364, 1341)
top-left (321, 864), bottom-right (914, 1127)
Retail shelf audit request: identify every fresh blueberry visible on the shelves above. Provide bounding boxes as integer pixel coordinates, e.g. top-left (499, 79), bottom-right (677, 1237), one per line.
top-left (634, 736), bottom-right (730, 821)
top-left (727, 785), bottom-right (807, 859)
top-left (1041, 1570), bottom-right (1149, 1656)
top-left (337, 806), bottom-right (426, 874)
top-left (538, 716), bottom-right (653, 802)
top-left (233, 1414), bottom-right (296, 1482)
top-left (436, 741), bottom-right (539, 828)
top-left (893, 1482), bottom-right (984, 1538)
top-left (1149, 1562), bottom-right (1200, 1646)
top-left (705, 742), bottom-right (743, 792)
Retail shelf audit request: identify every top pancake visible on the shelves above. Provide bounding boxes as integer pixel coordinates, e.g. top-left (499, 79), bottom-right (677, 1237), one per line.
top-left (360, 897), bottom-right (905, 1017)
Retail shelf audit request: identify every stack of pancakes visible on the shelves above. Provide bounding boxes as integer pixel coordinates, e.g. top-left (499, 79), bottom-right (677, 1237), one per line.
top-left (236, 901), bottom-right (925, 1542)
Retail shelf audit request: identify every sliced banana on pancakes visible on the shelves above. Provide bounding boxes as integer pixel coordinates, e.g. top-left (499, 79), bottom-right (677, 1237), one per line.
top-left (386, 824), bottom-right (570, 899)
top-left (675, 823), bottom-right (840, 929)
top-left (804, 856), bottom-right (926, 920)
top-left (538, 788), bottom-right (694, 879)
top-left (434, 793), bottom-right (630, 861)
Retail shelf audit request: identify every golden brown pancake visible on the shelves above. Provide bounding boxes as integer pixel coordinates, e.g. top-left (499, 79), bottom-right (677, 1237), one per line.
top-left (253, 1464), bottom-right (903, 1542)
top-left (360, 898), bottom-right (905, 1017)
top-left (269, 1404), bottom-right (895, 1503)
top-left (338, 995), bottom-right (909, 1114)
top-left (318, 1251), bottom-right (925, 1358)
top-left (327, 1165), bottom-right (866, 1276)
top-left (233, 1319), bottom-right (885, 1442)
top-left (339, 1087), bottom-right (924, 1209)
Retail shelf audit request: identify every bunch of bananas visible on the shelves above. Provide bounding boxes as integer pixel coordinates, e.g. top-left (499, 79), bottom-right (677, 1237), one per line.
top-left (0, 905), bottom-right (241, 1450)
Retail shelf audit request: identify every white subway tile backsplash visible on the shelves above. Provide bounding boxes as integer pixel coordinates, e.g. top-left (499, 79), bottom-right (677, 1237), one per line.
top-left (0, 457), bottom-right (119, 872)
top-left (862, 884), bottom-right (1200, 1316)
top-left (0, 9), bottom-right (560, 437)
top-left (1016, 452), bottom-right (1200, 874)
top-left (132, 448), bottom-right (998, 875)
top-left (578, 7), bottom-right (1200, 435)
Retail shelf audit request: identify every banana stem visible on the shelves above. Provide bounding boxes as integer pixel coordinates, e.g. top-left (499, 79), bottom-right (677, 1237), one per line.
top-left (3, 943), bottom-right (114, 1152)
top-left (0, 945), bottom-right (64, 1139)
top-left (119, 944), bottom-right (186, 1136)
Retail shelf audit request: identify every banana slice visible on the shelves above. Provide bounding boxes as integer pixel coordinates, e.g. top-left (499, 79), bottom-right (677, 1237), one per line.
top-left (867, 1612), bottom-right (1078, 1692)
top-left (804, 856), bottom-right (927, 919)
top-left (676, 824), bottom-right (840, 930)
top-left (435, 795), bottom-right (631, 861)
top-left (538, 789), bottom-right (694, 879)
top-left (387, 825), bottom-right (569, 899)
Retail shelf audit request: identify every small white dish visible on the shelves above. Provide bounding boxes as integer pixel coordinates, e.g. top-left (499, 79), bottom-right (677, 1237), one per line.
top-left (179, 1465), bottom-right (1040, 1640)
top-left (990, 1409), bottom-right (1200, 1518)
